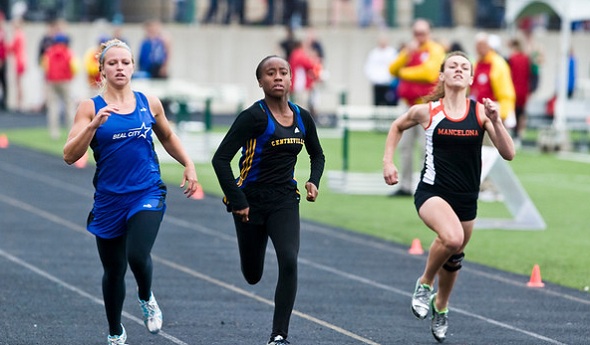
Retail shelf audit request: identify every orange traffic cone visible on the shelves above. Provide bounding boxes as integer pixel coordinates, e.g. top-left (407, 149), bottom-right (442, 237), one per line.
top-left (408, 238), bottom-right (424, 255)
top-left (527, 264), bottom-right (545, 288)
top-left (0, 134), bottom-right (9, 148)
top-left (74, 152), bottom-right (88, 169)
top-left (190, 183), bottom-right (205, 200)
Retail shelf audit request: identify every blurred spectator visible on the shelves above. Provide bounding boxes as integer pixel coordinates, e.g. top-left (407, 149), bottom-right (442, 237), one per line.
top-left (279, 25), bottom-right (297, 60)
top-left (174, 0), bottom-right (188, 22)
top-left (364, 33), bottom-right (398, 106)
top-left (42, 34), bottom-right (78, 140)
top-left (283, 0), bottom-right (308, 28)
top-left (261, 0), bottom-right (276, 25)
top-left (447, 40), bottom-right (465, 53)
top-left (138, 20), bottom-right (170, 79)
top-left (304, 28), bottom-right (325, 119)
top-left (289, 39), bottom-right (321, 120)
top-left (306, 28), bottom-right (324, 63)
top-left (507, 38), bottom-right (531, 145)
top-left (358, 0), bottom-right (373, 28)
top-left (8, 17), bottom-right (27, 111)
top-left (548, 47), bottom-right (579, 117)
top-left (471, 32), bottom-right (516, 127)
top-left (330, 0), bottom-right (356, 27)
top-left (476, 0), bottom-right (505, 28)
top-left (202, 0), bottom-right (245, 25)
top-left (225, 0), bottom-right (245, 25)
top-left (567, 47), bottom-right (576, 99)
top-left (37, 18), bottom-right (65, 65)
top-left (0, 12), bottom-right (7, 111)
top-left (388, 19), bottom-right (445, 196)
top-left (202, 0), bottom-right (222, 24)
top-left (358, 0), bottom-right (386, 28)
top-left (36, 18), bottom-right (68, 113)
top-left (371, 0), bottom-right (386, 28)
top-left (83, 35), bottom-right (109, 95)
top-left (519, 17), bottom-right (544, 94)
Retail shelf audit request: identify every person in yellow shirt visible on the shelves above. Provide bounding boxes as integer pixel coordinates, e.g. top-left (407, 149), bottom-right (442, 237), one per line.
top-left (470, 32), bottom-right (516, 127)
top-left (388, 19), bottom-right (446, 196)
top-left (83, 36), bottom-right (109, 95)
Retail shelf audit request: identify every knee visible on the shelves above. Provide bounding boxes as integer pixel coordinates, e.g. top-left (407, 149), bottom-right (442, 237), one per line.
top-left (103, 263), bottom-right (127, 281)
top-left (243, 271), bottom-right (263, 285)
top-left (241, 264), bottom-right (263, 285)
top-left (127, 251), bottom-right (149, 270)
top-left (440, 233), bottom-right (464, 253)
top-left (278, 252), bottom-right (298, 279)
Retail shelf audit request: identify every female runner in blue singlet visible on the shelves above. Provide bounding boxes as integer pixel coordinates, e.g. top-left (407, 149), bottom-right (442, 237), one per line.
top-left (383, 51), bottom-right (515, 343)
top-left (63, 39), bottom-right (199, 345)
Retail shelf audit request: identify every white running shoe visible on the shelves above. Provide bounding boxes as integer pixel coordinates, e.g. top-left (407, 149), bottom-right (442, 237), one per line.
top-left (411, 277), bottom-right (433, 319)
top-left (139, 292), bottom-right (163, 334)
top-left (267, 335), bottom-right (290, 345)
top-left (107, 324), bottom-right (128, 345)
top-left (430, 293), bottom-right (449, 343)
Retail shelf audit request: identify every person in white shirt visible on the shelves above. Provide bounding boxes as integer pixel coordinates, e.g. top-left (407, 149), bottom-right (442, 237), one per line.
top-left (364, 34), bottom-right (398, 106)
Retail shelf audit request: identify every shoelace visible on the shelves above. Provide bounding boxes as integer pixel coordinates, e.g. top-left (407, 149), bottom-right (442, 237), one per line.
top-left (140, 299), bottom-right (158, 319)
top-left (433, 312), bottom-right (448, 327)
top-left (107, 336), bottom-right (127, 345)
top-left (415, 285), bottom-right (431, 304)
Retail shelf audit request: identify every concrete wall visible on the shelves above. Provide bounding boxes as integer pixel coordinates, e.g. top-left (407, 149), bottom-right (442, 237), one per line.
top-left (7, 22), bottom-right (590, 116)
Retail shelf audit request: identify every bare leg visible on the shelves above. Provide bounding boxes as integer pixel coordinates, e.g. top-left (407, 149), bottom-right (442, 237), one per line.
top-left (435, 221), bottom-right (473, 311)
top-left (418, 196), bottom-right (474, 310)
top-left (417, 197), bottom-right (464, 287)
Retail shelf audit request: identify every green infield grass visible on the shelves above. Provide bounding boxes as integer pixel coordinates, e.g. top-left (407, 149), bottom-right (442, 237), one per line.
top-left (4, 127), bottom-right (590, 292)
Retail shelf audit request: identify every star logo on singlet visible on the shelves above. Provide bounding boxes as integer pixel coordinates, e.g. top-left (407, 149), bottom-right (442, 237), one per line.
top-left (133, 122), bottom-right (152, 139)
top-left (294, 127), bottom-right (300, 134)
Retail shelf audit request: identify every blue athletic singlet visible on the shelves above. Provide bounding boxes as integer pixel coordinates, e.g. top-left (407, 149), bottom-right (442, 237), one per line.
top-left (419, 98), bottom-right (484, 194)
top-left (236, 100), bottom-right (306, 189)
top-left (90, 91), bottom-right (162, 194)
top-left (87, 91), bottom-right (166, 239)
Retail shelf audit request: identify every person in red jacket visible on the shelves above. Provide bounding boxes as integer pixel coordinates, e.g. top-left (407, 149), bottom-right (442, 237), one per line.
top-left (288, 39), bottom-right (321, 120)
top-left (8, 17), bottom-right (27, 112)
top-left (507, 38), bottom-right (531, 146)
top-left (42, 33), bottom-right (77, 140)
top-left (0, 12), bottom-right (8, 110)
top-left (471, 32), bottom-right (516, 127)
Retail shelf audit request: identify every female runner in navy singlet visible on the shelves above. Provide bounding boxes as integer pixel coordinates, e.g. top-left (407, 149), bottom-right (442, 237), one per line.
top-left (383, 51), bottom-right (515, 343)
top-left (63, 39), bottom-right (199, 345)
top-left (212, 55), bottom-right (325, 345)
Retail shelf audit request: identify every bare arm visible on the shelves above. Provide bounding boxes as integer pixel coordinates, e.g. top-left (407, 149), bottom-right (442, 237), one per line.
top-left (480, 98), bottom-right (515, 161)
top-left (383, 104), bottom-right (429, 185)
top-left (149, 94), bottom-right (199, 197)
top-left (63, 99), bottom-right (118, 165)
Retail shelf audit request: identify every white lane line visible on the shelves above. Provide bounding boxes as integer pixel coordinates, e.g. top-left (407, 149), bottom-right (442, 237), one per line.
top-left (301, 223), bottom-right (590, 306)
top-left (0, 248), bottom-right (189, 345)
top-left (0, 165), bottom-right (582, 344)
top-left (0, 194), bottom-right (381, 345)
top-left (4, 160), bottom-right (586, 306)
top-left (297, 259), bottom-right (568, 345)
top-left (156, 256), bottom-right (381, 345)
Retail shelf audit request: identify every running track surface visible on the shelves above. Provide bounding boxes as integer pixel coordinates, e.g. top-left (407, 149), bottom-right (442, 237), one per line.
top-left (1, 124), bottom-right (589, 345)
